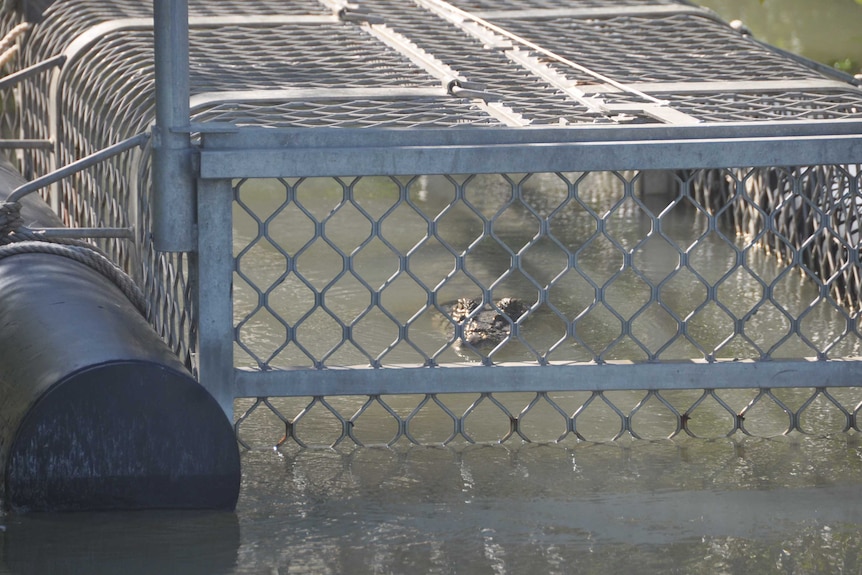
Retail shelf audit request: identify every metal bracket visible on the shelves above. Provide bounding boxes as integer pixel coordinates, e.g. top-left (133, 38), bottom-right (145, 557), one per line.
top-left (7, 132), bottom-right (149, 203)
top-left (338, 5), bottom-right (385, 25)
top-left (0, 54), bottom-right (65, 91)
top-left (446, 78), bottom-right (502, 101)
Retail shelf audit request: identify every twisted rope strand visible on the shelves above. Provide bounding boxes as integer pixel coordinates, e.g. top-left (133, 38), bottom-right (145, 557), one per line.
top-left (0, 22), bottom-right (30, 70)
top-left (0, 200), bottom-right (147, 315)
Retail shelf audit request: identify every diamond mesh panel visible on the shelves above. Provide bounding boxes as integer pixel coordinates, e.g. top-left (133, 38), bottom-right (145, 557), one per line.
top-left (231, 169), bottom-right (862, 371)
top-left (229, 167), bottom-right (862, 445)
top-left (692, 166), bottom-right (862, 313)
top-left (234, 386), bottom-right (862, 447)
top-left (193, 98), bottom-right (502, 129)
top-left (654, 90), bottom-right (862, 122)
top-left (492, 13), bottom-right (824, 85)
top-left (361, 0), bottom-right (608, 124)
top-left (188, 24), bottom-right (440, 91)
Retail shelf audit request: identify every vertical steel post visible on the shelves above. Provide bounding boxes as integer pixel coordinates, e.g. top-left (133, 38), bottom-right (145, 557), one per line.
top-left (152, 0), bottom-right (196, 251)
top-left (195, 176), bottom-right (235, 420)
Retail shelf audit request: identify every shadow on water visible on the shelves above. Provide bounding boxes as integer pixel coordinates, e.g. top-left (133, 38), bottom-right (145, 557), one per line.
top-left (1, 511), bottom-right (239, 575)
top-left (5, 436), bottom-right (858, 574)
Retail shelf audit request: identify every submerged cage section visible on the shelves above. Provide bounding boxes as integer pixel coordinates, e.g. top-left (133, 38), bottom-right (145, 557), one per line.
top-left (4, 0), bottom-right (862, 444)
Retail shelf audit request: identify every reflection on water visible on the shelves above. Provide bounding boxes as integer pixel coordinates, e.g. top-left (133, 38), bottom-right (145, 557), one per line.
top-left (3, 437), bottom-right (861, 574)
top-left (229, 437), bottom-right (862, 574)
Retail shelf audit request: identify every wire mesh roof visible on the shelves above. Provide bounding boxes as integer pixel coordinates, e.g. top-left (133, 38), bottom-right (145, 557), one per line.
top-left (18, 0), bottom-right (862, 135)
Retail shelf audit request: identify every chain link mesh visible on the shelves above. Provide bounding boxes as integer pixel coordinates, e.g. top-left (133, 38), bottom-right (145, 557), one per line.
top-left (235, 387), bottom-right (862, 448)
top-left (229, 167), bottom-right (862, 445)
top-left (231, 170), bottom-right (862, 370)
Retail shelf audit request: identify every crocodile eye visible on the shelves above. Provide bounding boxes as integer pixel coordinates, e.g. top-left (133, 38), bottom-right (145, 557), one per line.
top-left (497, 298), bottom-right (526, 320)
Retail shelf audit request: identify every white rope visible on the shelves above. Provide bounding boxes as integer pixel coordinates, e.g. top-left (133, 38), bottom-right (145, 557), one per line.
top-left (0, 201), bottom-right (148, 315)
top-left (0, 43), bottom-right (17, 69)
top-left (0, 22), bottom-right (30, 70)
top-left (0, 22), bottom-right (30, 53)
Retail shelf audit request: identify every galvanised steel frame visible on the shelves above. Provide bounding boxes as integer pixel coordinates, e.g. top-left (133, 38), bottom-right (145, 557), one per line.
top-left (194, 122), bottom-right (862, 420)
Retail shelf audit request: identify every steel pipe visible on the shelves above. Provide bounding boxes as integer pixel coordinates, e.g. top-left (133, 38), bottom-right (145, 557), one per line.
top-left (152, 0), bottom-right (196, 252)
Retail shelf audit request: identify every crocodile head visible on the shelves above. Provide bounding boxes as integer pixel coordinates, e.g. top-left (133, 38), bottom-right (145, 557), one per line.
top-left (450, 297), bottom-right (527, 347)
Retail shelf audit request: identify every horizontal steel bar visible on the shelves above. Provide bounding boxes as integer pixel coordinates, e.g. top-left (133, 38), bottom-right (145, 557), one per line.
top-left (23, 226), bottom-right (134, 240)
top-left (0, 139), bottom-right (53, 150)
top-left (200, 133), bottom-right (862, 177)
top-left (199, 119), bottom-right (862, 150)
top-left (581, 79), bottom-right (860, 95)
top-left (186, 15), bottom-right (338, 27)
top-left (63, 19), bottom-right (153, 59)
top-left (233, 359), bottom-right (862, 398)
top-left (0, 55), bottom-right (65, 91)
top-left (8, 133), bottom-right (149, 203)
top-left (189, 87), bottom-right (446, 110)
top-left (472, 6), bottom-right (714, 21)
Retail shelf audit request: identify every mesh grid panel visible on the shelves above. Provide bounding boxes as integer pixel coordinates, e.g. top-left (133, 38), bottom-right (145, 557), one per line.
top-left (234, 387), bottom-right (862, 448)
top-left (230, 169), bottom-right (862, 372)
top-left (492, 13), bottom-right (823, 84)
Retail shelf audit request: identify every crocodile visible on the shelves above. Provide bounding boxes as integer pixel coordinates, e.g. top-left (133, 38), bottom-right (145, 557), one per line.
top-left (448, 297), bottom-right (528, 347)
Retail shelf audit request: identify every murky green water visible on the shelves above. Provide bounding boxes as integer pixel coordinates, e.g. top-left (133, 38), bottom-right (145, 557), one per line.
top-left (3, 437), bottom-right (861, 574)
top-left (699, 0), bottom-right (862, 74)
top-left (3, 3), bottom-right (862, 574)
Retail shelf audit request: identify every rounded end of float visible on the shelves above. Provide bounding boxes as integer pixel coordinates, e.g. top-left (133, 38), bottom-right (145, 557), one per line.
top-left (5, 361), bottom-right (240, 513)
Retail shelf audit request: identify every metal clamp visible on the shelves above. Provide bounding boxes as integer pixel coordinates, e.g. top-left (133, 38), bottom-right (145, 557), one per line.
top-left (446, 78), bottom-right (502, 101)
top-left (338, 5), bottom-right (385, 25)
